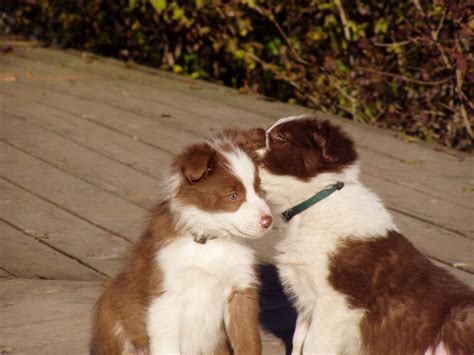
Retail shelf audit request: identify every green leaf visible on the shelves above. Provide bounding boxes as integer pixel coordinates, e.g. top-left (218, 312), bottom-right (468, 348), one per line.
top-left (374, 18), bottom-right (389, 34)
top-left (172, 7), bottom-right (185, 20)
top-left (318, 3), bottom-right (332, 10)
top-left (195, 0), bottom-right (204, 9)
top-left (172, 64), bottom-right (183, 74)
top-left (151, 0), bottom-right (167, 13)
top-left (235, 49), bottom-right (246, 59)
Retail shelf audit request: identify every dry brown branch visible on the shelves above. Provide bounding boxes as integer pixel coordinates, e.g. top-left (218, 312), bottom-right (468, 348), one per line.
top-left (253, 5), bottom-right (310, 66)
top-left (455, 67), bottom-right (473, 138)
top-left (334, 0), bottom-right (351, 42)
top-left (412, 0), bottom-right (425, 15)
top-left (360, 68), bottom-right (451, 86)
top-left (372, 40), bottom-right (411, 47)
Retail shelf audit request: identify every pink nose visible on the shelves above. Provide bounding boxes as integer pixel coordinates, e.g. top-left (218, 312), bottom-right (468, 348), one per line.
top-left (260, 215), bottom-right (273, 229)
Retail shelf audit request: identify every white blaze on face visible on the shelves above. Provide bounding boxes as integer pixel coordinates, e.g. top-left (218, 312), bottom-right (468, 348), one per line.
top-left (170, 146), bottom-right (272, 239)
top-left (265, 114), bottom-right (310, 149)
top-left (221, 148), bottom-right (272, 238)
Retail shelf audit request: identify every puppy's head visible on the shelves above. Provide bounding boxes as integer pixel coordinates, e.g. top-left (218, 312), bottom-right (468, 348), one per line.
top-left (262, 115), bottom-right (358, 180)
top-left (168, 142), bottom-right (272, 239)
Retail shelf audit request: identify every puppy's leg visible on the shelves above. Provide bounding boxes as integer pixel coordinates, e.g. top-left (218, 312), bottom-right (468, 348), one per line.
top-left (146, 296), bottom-right (181, 355)
top-left (91, 292), bottom-right (129, 355)
top-left (302, 300), bottom-right (363, 355)
top-left (292, 313), bottom-right (311, 355)
top-left (225, 288), bottom-right (262, 355)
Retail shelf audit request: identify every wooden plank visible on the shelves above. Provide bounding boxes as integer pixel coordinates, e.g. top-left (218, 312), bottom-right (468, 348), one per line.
top-left (0, 221), bottom-right (101, 281)
top-left (358, 147), bottom-right (473, 212)
top-left (0, 99), bottom-right (472, 274)
top-left (0, 279), bottom-right (101, 354)
top-left (0, 82), bottom-right (197, 157)
top-left (21, 84), bottom-right (474, 242)
top-left (2, 50), bottom-right (265, 127)
top-left (0, 267), bottom-right (14, 279)
top-left (1, 117), bottom-right (472, 274)
top-left (0, 54), bottom-right (241, 136)
top-left (0, 138), bottom-right (145, 240)
top-left (0, 88), bottom-right (186, 179)
top-left (0, 179), bottom-right (129, 277)
top-left (0, 112), bottom-right (160, 211)
top-left (3, 45), bottom-right (473, 258)
top-left (0, 64), bottom-right (229, 137)
top-left (392, 211), bottom-right (473, 273)
top-left (360, 172), bottom-right (473, 239)
top-left (1, 82), bottom-right (474, 242)
top-left (431, 259), bottom-right (474, 289)
top-left (0, 279), bottom-right (286, 355)
top-left (10, 44), bottom-right (472, 173)
top-left (3, 51), bottom-right (472, 215)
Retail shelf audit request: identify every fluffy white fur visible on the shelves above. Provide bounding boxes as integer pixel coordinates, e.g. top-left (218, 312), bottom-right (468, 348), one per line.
top-left (147, 146), bottom-right (270, 355)
top-left (258, 164), bottom-right (396, 354)
top-left (256, 117), bottom-right (397, 354)
top-left (147, 237), bottom-right (256, 355)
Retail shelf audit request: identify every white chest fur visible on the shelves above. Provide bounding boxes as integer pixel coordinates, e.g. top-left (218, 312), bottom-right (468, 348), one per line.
top-left (259, 166), bottom-right (396, 354)
top-left (275, 216), bottom-right (366, 354)
top-left (146, 236), bottom-right (256, 355)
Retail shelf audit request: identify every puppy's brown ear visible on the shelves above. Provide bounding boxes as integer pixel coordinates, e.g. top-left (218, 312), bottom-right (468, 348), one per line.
top-left (245, 127), bottom-right (266, 150)
top-left (313, 119), bottom-right (357, 164)
top-left (221, 127), bottom-right (266, 152)
top-left (175, 143), bottom-right (215, 183)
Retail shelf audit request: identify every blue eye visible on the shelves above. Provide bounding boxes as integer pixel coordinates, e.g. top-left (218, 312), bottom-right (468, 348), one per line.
top-left (226, 192), bottom-right (239, 201)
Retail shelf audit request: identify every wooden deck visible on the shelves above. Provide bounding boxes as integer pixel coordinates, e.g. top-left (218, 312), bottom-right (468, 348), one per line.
top-left (0, 39), bottom-right (473, 354)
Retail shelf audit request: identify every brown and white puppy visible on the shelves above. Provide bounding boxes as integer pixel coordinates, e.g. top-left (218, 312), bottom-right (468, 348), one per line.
top-left (257, 114), bottom-right (474, 355)
top-left (91, 130), bottom-right (273, 355)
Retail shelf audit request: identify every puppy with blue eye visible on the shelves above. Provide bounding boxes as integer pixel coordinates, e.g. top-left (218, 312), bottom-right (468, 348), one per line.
top-left (91, 129), bottom-right (273, 355)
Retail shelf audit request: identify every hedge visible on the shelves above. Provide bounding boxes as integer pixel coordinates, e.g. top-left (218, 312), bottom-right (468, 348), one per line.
top-left (2, 0), bottom-right (473, 151)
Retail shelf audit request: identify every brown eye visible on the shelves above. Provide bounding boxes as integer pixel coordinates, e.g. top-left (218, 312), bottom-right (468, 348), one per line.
top-left (274, 134), bottom-right (287, 144)
top-left (226, 192), bottom-right (239, 201)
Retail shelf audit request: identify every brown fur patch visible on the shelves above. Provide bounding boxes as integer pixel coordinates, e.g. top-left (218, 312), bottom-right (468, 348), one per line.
top-left (220, 127), bottom-right (266, 160)
top-left (329, 231), bottom-right (474, 355)
top-left (91, 202), bottom-right (175, 354)
top-left (263, 116), bottom-right (358, 180)
top-left (174, 142), bottom-right (248, 212)
top-left (226, 288), bottom-right (262, 355)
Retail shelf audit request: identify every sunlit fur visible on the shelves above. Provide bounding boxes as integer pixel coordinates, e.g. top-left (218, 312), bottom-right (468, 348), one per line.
top-left (166, 144), bottom-right (271, 240)
top-left (257, 116), bottom-right (396, 354)
top-left (256, 115), bottom-right (473, 355)
top-left (259, 164), bottom-right (395, 354)
top-left (92, 138), bottom-right (270, 355)
top-left (147, 142), bottom-right (270, 354)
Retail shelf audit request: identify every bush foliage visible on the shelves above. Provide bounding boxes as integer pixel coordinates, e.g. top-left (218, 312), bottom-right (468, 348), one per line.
top-left (2, 0), bottom-right (473, 151)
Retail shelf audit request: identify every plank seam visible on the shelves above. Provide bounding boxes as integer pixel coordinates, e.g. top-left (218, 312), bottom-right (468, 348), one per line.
top-left (0, 137), bottom-right (149, 211)
top-left (3, 76), bottom-right (470, 212)
top-left (388, 205), bottom-right (473, 241)
top-left (0, 265), bottom-right (19, 278)
top-left (0, 174), bottom-right (134, 244)
top-left (1, 107), bottom-right (167, 180)
top-left (0, 217), bottom-right (109, 278)
top-left (36, 100), bottom-right (177, 156)
top-left (428, 254), bottom-right (474, 275)
top-left (362, 167), bottom-right (473, 212)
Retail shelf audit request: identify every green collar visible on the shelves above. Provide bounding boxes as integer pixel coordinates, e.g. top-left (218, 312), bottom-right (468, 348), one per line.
top-left (282, 181), bottom-right (344, 222)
